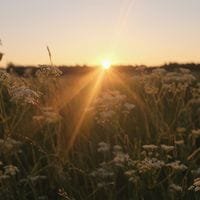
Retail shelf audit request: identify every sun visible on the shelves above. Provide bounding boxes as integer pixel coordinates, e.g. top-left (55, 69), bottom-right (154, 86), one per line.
top-left (101, 60), bottom-right (111, 69)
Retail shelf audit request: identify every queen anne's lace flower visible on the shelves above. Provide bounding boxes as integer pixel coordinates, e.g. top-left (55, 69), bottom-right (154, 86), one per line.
top-left (142, 144), bottom-right (158, 151)
top-left (188, 178), bottom-right (200, 192)
top-left (163, 72), bottom-right (196, 84)
top-left (36, 65), bottom-right (62, 77)
top-left (113, 152), bottom-right (129, 167)
top-left (113, 145), bottom-right (122, 153)
top-left (124, 170), bottom-right (136, 177)
top-left (166, 161), bottom-right (187, 171)
top-left (4, 165), bottom-right (19, 176)
top-left (94, 90), bottom-right (135, 126)
top-left (33, 107), bottom-right (62, 123)
top-left (136, 158), bottom-right (165, 173)
top-left (97, 142), bottom-right (110, 153)
top-left (0, 71), bottom-right (11, 83)
top-left (175, 140), bottom-right (184, 145)
top-left (0, 137), bottom-right (21, 154)
top-left (144, 85), bottom-right (159, 95)
top-left (161, 144), bottom-right (175, 152)
top-left (124, 103), bottom-right (135, 111)
top-left (9, 85), bottom-right (41, 105)
top-left (191, 129), bottom-right (200, 137)
top-left (176, 127), bottom-right (186, 133)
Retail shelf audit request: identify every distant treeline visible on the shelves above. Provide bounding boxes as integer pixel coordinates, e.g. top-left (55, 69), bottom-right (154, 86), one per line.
top-left (1, 62), bottom-right (200, 77)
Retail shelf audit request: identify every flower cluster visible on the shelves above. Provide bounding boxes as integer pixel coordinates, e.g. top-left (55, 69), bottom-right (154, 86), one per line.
top-left (162, 68), bottom-right (196, 84)
top-left (0, 70), bottom-right (12, 86)
top-left (136, 157), bottom-right (165, 174)
top-left (36, 65), bottom-right (62, 78)
top-left (0, 163), bottom-right (19, 180)
top-left (188, 178), bottom-right (200, 192)
top-left (33, 106), bottom-right (62, 124)
top-left (4, 165), bottom-right (19, 176)
top-left (166, 161), bottom-right (187, 171)
top-left (97, 142), bottom-right (110, 153)
top-left (112, 147), bottom-right (130, 168)
top-left (0, 137), bottom-right (22, 155)
top-left (93, 90), bottom-right (135, 126)
top-left (9, 85), bottom-right (41, 105)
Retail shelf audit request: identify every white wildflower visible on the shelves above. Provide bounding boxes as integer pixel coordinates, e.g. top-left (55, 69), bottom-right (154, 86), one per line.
top-left (94, 90), bottom-right (133, 126)
top-left (124, 170), bottom-right (139, 183)
top-left (191, 129), bottom-right (200, 137)
top-left (0, 174), bottom-right (10, 180)
top-left (99, 110), bottom-right (115, 119)
top-left (124, 103), bottom-right (135, 111)
top-left (124, 170), bottom-right (136, 177)
top-left (4, 165), bottom-right (19, 176)
top-left (161, 144), bottom-right (175, 152)
top-left (163, 72), bottom-right (196, 84)
top-left (176, 127), bottom-right (186, 133)
top-left (0, 70), bottom-right (11, 84)
top-left (0, 137), bottom-right (21, 154)
top-left (166, 161), bottom-right (187, 171)
top-left (33, 107), bottom-right (62, 123)
top-left (97, 142), bottom-right (110, 153)
top-left (142, 144), bottom-right (158, 151)
top-left (9, 85), bottom-right (41, 105)
top-left (113, 152), bottom-right (129, 167)
top-left (137, 158), bottom-right (165, 174)
top-left (188, 178), bottom-right (200, 192)
top-left (113, 145), bottom-right (123, 153)
top-left (144, 85), bottom-right (159, 95)
top-left (175, 140), bottom-right (184, 145)
top-left (36, 65), bottom-right (62, 77)
top-left (33, 115), bottom-right (45, 121)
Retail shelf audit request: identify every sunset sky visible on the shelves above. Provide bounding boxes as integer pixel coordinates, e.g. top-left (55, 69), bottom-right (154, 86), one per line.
top-left (0, 0), bottom-right (200, 67)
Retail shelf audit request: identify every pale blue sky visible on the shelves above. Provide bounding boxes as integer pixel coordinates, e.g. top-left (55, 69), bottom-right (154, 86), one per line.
top-left (0, 0), bottom-right (200, 66)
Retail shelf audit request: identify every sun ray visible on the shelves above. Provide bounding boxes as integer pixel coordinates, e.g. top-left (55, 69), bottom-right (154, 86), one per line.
top-left (66, 69), bottom-right (106, 152)
top-left (108, 69), bottom-right (151, 138)
top-left (49, 69), bottom-right (100, 110)
top-left (30, 69), bottom-right (102, 154)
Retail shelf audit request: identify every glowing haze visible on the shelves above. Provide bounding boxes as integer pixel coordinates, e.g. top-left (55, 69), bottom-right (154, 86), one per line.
top-left (0, 0), bottom-right (200, 67)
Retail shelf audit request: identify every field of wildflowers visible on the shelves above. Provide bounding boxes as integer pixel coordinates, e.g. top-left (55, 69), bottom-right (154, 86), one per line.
top-left (0, 65), bottom-right (199, 199)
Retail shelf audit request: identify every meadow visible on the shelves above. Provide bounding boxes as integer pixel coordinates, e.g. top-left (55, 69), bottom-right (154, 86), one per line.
top-left (0, 64), bottom-right (199, 200)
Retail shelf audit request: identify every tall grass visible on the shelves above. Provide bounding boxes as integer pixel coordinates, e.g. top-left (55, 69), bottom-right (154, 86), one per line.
top-left (0, 66), bottom-right (199, 199)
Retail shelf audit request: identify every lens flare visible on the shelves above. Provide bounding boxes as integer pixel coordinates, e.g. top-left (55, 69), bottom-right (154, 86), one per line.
top-left (101, 60), bottom-right (111, 69)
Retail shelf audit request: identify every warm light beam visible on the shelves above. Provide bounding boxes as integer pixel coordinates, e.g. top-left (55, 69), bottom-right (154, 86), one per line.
top-left (66, 69), bottom-right (105, 152)
top-left (101, 60), bottom-right (111, 69)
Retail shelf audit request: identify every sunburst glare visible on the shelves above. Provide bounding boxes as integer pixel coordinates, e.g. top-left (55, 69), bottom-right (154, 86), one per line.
top-left (101, 59), bottom-right (112, 69)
